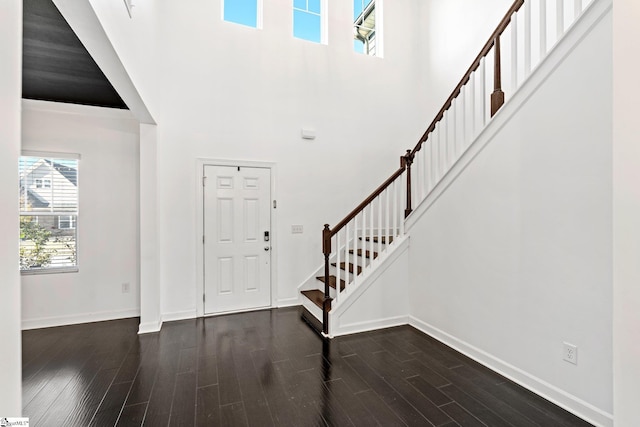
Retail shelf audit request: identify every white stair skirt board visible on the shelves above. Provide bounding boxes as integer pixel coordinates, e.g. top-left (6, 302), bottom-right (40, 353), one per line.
top-left (406, 0), bottom-right (612, 232)
top-left (22, 308), bottom-right (141, 330)
top-left (409, 317), bottom-right (613, 427)
top-left (328, 236), bottom-right (410, 337)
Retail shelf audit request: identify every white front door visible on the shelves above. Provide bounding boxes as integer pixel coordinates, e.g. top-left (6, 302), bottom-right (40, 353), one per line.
top-left (203, 165), bottom-right (271, 314)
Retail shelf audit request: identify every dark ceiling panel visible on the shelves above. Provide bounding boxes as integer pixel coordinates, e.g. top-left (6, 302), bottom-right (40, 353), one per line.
top-left (22, 0), bottom-right (128, 109)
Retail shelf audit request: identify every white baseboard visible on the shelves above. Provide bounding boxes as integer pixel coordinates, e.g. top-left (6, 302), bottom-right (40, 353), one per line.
top-left (276, 297), bottom-right (300, 308)
top-left (409, 316), bottom-right (613, 427)
top-left (21, 308), bottom-right (140, 330)
top-left (138, 320), bottom-right (162, 334)
top-left (332, 315), bottom-right (409, 338)
top-left (161, 309), bottom-right (197, 323)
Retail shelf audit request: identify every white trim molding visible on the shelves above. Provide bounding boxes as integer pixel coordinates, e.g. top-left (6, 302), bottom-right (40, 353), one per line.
top-left (162, 309), bottom-right (197, 323)
top-left (22, 308), bottom-right (140, 331)
top-left (409, 317), bottom-right (613, 427)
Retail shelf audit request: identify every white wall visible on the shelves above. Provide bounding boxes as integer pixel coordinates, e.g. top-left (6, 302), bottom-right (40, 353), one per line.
top-left (78, 0), bottom-right (428, 317)
top-left (417, 0), bottom-right (513, 119)
top-left (612, 0), bottom-right (640, 425)
top-left (331, 239), bottom-right (410, 336)
top-left (21, 101), bottom-right (141, 329)
top-left (0, 0), bottom-right (23, 417)
top-left (408, 8), bottom-right (612, 424)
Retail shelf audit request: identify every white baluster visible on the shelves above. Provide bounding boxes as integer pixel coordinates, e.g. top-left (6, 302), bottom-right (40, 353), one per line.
top-left (451, 102), bottom-right (457, 165)
top-left (574, 0), bottom-right (582, 19)
top-left (400, 174), bottom-right (406, 237)
top-left (524, 0), bottom-right (531, 76)
top-left (369, 200), bottom-right (374, 266)
top-left (362, 204), bottom-right (367, 269)
top-left (352, 215), bottom-right (358, 286)
top-left (414, 146), bottom-right (422, 202)
top-left (444, 112), bottom-right (451, 170)
top-left (420, 144), bottom-right (429, 203)
top-left (432, 122), bottom-right (442, 187)
top-left (557, 0), bottom-right (565, 39)
top-left (460, 87), bottom-right (467, 150)
top-left (511, 13), bottom-right (518, 92)
top-left (540, 0), bottom-right (547, 57)
top-left (470, 70), bottom-right (477, 136)
top-left (335, 231), bottom-right (340, 299)
top-left (479, 58), bottom-right (487, 127)
top-left (377, 192), bottom-right (382, 254)
top-left (385, 187), bottom-right (390, 248)
top-left (345, 222), bottom-right (350, 285)
top-left (392, 179), bottom-right (398, 240)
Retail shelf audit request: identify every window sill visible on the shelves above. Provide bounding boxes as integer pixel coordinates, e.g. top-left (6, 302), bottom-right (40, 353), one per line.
top-left (21, 267), bottom-right (79, 276)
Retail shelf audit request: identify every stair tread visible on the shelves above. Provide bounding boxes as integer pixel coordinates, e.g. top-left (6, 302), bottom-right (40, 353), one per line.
top-left (331, 262), bottom-right (363, 275)
top-left (301, 289), bottom-right (331, 310)
top-left (316, 275), bottom-right (346, 291)
top-left (349, 249), bottom-right (379, 259)
top-left (360, 236), bottom-right (394, 244)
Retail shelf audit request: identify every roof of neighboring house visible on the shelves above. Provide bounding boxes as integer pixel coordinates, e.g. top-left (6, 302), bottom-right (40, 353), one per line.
top-left (43, 159), bottom-right (78, 186)
top-left (26, 190), bottom-right (50, 209)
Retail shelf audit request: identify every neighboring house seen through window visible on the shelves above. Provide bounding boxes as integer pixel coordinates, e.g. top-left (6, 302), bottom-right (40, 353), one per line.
top-left (354, 0), bottom-right (379, 56)
top-left (19, 153), bottom-right (79, 273)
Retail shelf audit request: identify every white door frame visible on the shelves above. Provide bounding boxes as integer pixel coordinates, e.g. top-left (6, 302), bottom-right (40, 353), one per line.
top-left (196, 158), bottom-right (278, 317)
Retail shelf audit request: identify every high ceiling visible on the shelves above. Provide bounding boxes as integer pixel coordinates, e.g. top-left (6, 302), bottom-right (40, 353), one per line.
top-left (22, 0), bottom-right (128, 109)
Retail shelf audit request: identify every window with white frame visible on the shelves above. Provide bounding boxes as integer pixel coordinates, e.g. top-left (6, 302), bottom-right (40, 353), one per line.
top-left (19, 153), bottom-right (79, 272)
top-left (223, 0), bottom-right (261, 28)
top-left (57, 215), bottom-right (76, 230)
top-left (354, 0), bottom-right (380, 56)
top-left (293, 0), bottom-right (325, 44)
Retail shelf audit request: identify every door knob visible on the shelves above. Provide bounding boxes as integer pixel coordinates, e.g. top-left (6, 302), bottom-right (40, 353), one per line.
top-left (264, 246), bottom-right (270, 251)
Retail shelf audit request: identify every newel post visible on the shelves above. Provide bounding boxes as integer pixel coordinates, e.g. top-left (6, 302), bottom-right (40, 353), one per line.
top-left (322, 224), bottom-right (331, 335)
top-left (491, 35), bottom-right (505, 116)
top-left (402, 149), bottom-right (415, 218)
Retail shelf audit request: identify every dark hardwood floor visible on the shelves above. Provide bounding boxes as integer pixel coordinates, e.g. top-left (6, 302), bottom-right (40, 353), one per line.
top-left (22, 307), bottom-right (593, 426)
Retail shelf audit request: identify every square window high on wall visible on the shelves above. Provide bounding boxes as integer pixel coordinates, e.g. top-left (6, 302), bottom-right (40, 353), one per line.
top-left (354, 0), bottom-right (382, 57)
top-left (223, 0), bottom-right (262, 28)
top-left (293, 0), bottom-right (327, 44)
top-left (19, 152), bottom-right (79, 273)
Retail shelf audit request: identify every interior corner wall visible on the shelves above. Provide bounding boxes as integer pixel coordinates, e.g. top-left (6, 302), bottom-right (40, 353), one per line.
top-left (612, 0), bottom-right (640, 425)
top-left (21, 103), bottom-right (141, 329)
top-left (408, 8), bottom-right (612, 423)
top-left (0, 0), bottom-right (23, 416)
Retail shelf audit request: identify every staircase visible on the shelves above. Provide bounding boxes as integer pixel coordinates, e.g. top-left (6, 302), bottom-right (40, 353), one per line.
top-left (300, 0), bottom-right (596, 338)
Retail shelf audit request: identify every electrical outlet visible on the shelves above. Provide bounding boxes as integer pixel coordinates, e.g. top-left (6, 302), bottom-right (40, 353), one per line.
top-left (122, 283), bottom-right (130, 294)
top-left (291, 225), bottom-right (303, 234)
top-left (563, 342), bottom-right (577, 365)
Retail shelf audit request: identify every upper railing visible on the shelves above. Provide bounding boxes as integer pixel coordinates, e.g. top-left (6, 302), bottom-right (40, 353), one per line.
top-left (320, 0), bottom-right (593, 336)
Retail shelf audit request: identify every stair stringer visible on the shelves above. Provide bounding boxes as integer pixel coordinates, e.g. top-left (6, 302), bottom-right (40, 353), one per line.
top-left (327, 236), bottom-right (410, 338)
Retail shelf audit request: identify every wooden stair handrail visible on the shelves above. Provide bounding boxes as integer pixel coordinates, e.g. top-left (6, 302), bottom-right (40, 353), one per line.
top-left (329, 164), bottom-right (406, 237)
top-left (412, 0), bottom-right (524, 156)
top-left (319, 0), bottom-right (526, 336)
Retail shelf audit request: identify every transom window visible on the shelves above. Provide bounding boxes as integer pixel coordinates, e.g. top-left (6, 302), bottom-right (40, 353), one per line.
top-left (354, 0), bottom-right (380, 56)
top-left (19, 153), bottom-right (79, 273)
top-left (293, 0), bottom-right (326, 44)
top-left (223, 0), bottom-right (262, 29)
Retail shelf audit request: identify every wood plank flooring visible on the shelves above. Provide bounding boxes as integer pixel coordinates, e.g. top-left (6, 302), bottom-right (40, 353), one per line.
top-left (22, 307), bottom-right (594, 426)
